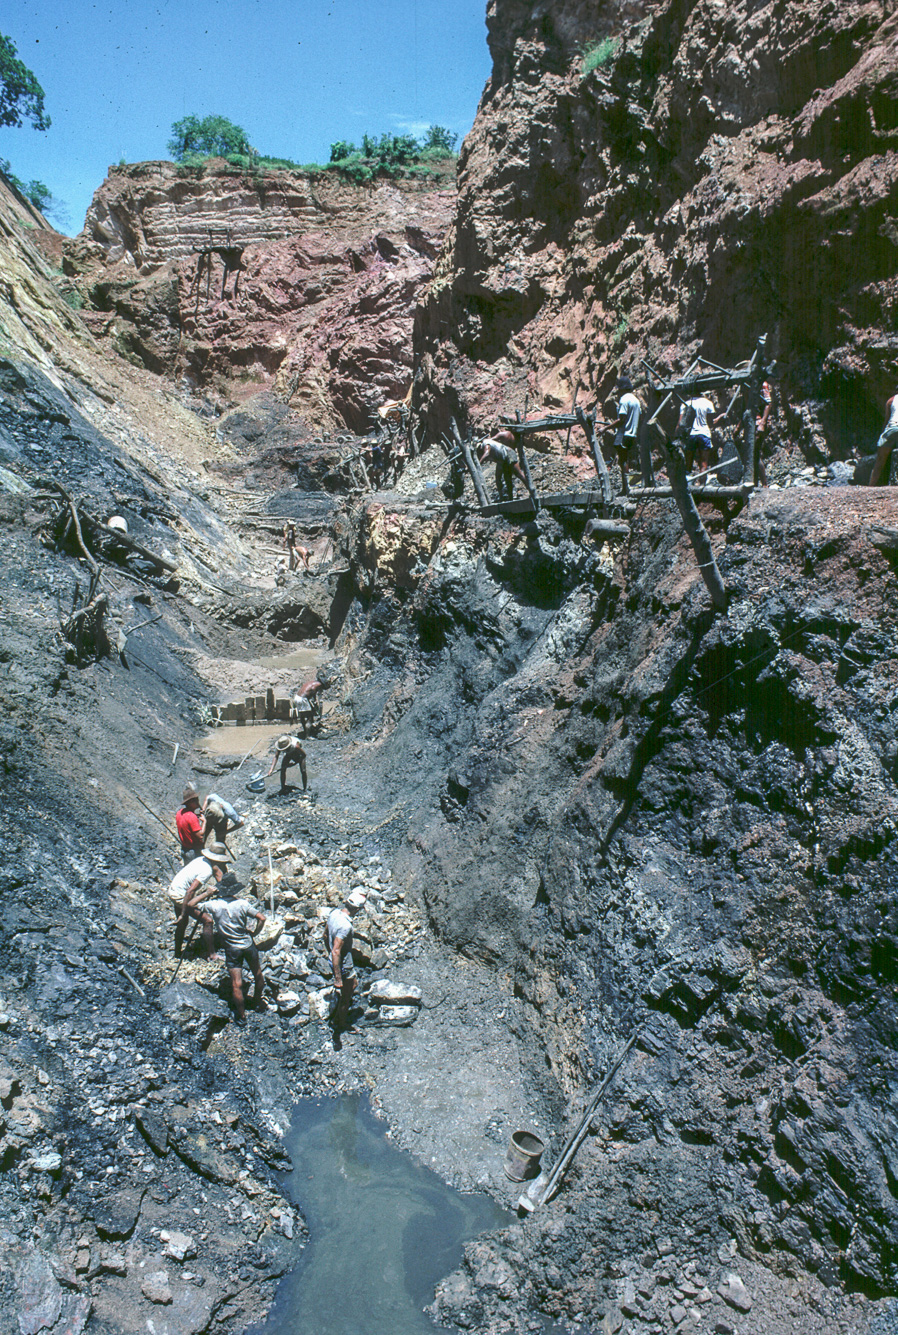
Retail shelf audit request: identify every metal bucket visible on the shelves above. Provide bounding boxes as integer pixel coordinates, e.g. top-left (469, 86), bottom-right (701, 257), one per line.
top-left (245, 771), bottom-right (266, 793)
top-left (503, 1130), bottom-right (545, 1182)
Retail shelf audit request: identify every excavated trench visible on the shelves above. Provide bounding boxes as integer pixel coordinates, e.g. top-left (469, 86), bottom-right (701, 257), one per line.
top-left (2, 331), bottom-right (898, 1335)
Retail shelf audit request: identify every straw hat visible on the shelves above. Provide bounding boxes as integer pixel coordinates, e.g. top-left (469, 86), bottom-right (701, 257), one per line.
top-left (275, 735), bottom-right (296, 752)
top-left (204, 842), bottom-right (229, 864)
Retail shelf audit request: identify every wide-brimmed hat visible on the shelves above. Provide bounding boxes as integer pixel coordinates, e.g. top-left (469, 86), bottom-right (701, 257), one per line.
top-left (275, 735), bottom-right (295, 752)
top-left (182, 785), bottom-right (199, 805)
top-left (346, 890), bottom-right (367, 911)
top-left (204, 842), bottom-right (229, 864)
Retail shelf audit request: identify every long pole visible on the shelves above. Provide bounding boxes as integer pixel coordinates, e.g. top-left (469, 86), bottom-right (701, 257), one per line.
top-left (133, 792), bottom-right (178, 842)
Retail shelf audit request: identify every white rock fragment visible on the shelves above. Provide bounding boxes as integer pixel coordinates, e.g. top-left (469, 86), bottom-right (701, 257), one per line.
top-left (718, 1272), bottom-right (752, 1312)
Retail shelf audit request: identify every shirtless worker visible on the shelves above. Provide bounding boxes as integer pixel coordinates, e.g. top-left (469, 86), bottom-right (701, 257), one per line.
top-left (479, 429), bottom-right (528, 501)
top-left (201, 879), bottom-right (267, 1027)
top-left (175, 785), bottom-right (204, 865)
top-left (292, 679), bottom-right (324, 735)
top-left (325, 891), bottom-right (366, 1033)
top-left (167, 841), bottom-right (230, 957)
top-left (267, 735), bottom-right (308, 792)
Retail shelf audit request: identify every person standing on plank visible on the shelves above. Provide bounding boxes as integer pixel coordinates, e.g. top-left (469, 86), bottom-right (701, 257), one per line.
top-left (479, 430), bottom-right (527, 501)
top-left (613, 376), bottom-right (642, 494)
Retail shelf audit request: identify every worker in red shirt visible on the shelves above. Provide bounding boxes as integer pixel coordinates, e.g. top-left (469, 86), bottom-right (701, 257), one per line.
top-left (175, 785), bottom-right (204, 865)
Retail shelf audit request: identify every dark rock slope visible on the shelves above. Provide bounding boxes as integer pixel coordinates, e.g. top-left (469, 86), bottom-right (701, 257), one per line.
top-left (335, 479), bottom-right (898, 1331)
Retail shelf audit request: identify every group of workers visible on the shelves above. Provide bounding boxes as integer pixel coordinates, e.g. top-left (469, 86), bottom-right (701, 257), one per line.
top-left (168, 771), bottom-right (361, 1033)
top-left (171, 785), bottom-right (265, 1025)
top-left (474, 373), bottom-right (898, 504)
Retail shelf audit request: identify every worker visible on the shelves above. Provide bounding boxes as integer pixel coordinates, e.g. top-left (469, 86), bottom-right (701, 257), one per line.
top-left (168, 841), bottom-right (230, 957)
top-left (202, 792), bottom-right (244, 846)
top-left (283, 522), bottom-right (299, 571)
top-left (175, 785), bottom-right (204, 865)
top-left (325, 891), bottom-right (366, 1033)
top-left (479, 430), bottom-right (527, 501)
top-left (267, 735), bottom-right (308, 793)
top-left (869, 390), bottom-right (898, 485)
top-left (292, 680), bottom-right (324, 735)
top-left (678, 392), bottom-right (716, 473)
top-left (201, 879), bottom-right (267, 1027)
top-left (613, 376), bottom-right (642, 495)
top-left (295, 543), bottom-right (312, 571)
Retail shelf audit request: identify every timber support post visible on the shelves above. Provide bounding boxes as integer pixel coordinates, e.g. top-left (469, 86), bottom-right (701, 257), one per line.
top-left (513, 421), bottom-right (541, 514)
top-left (747, 333), bottom-right (766, 485)
top-left (451, 416), bottom-right (489, 509)
top-left (653, 426), bottom-right (729, 612)
top-left (576, 405), bottom-right (613, 507)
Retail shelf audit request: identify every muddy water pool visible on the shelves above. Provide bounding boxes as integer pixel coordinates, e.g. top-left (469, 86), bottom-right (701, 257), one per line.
top-left (251, 1094), bottom-right (510, 1335)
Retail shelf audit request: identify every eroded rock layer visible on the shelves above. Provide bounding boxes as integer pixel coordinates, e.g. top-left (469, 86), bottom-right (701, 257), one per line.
top-left (62, 160), bottom-right (455, 428)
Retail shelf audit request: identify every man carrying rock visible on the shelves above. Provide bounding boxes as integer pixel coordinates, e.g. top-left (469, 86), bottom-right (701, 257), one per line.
top-left (175, 785), bottom-right (204, 865)
top-left (167, 841), bottom-right (230, 957)
top-left (201, 879), bottom-right (267, 1027)
top-left (325, 891), bottom-right (365, 1033)
top-left (202, 792), bottom-right (244, 846)
top-left (267, 735), bottom-right (308, 793)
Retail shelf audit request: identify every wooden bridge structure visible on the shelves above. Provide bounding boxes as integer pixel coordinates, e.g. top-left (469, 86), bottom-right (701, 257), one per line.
top-left (445, 335), bottom-right (774, 612)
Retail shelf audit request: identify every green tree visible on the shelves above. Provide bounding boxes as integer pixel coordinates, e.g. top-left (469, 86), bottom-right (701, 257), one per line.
top-left (0, 32), bottom-right (50, 130)
top-left (329, 139), bottom-right (356, 162)
top-left (421, 124), bottom-right (457, 154)
top-left (167, 114), bottom-right (249, 162)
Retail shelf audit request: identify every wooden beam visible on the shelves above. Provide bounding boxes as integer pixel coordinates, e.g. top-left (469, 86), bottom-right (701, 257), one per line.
top-left (628, 484), bottom-right (753, 500)
top-left (651, 426), bottom-right (728, 611)
top-left (451, 416), bottom-right (488, 509)
top-left (576, 405), bottom-right (613, 506)
top-left (514, 434), bottom-right (540, 514)
top-left (502, 414), bottom-right (579, 434)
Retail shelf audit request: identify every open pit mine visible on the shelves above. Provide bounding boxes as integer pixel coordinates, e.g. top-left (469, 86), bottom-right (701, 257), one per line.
top-left (1, 2), bottom-right (898, 1334)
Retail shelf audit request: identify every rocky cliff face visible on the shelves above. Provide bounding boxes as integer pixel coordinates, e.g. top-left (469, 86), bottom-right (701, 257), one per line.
top-left (62, 160), bottom-right (454, 431)
top-left (416, 0), bottom-right (898, 450)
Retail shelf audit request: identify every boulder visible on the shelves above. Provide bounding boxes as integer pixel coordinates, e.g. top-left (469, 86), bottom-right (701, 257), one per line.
top-left (368, 980), bottom-right (422, 1007)
top-left (254, 916), bottom-right (285, 951)
top-left (276, 991), bottom-right (304, 1017)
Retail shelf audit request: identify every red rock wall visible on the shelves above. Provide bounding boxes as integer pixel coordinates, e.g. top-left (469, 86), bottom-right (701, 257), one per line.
top-left (63, 160), bottom-right (454, 431)
top-left (415, 0), bottom-right (898, 455)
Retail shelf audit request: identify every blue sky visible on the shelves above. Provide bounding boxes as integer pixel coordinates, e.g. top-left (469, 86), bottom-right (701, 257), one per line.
top-left (0, 0), bottom-right (491, 233)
